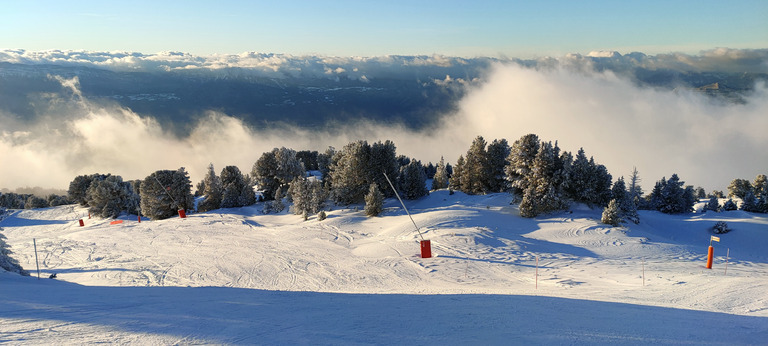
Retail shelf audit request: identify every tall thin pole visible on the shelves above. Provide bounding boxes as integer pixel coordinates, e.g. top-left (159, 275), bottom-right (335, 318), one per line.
top-left (383, 172), bottom-right (424, 241)
top-left (642, 258), bottom-right (645, 287)
top-left (724, 248), bottom-right (730, 276)
top-left (33, 238), bottom-right (40, 280)
top-left (535, 255), bottom-right (539, 289)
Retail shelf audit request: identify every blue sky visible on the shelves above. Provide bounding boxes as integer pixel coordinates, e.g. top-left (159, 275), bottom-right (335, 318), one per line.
top-left (2, 0), bottom-right (766, 57)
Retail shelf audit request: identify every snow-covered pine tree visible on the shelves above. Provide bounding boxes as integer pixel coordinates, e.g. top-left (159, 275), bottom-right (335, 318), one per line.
top-left (722, 198), bottom-right (738, 211)
top-left (275, 147), bottom-right (306, 190)
top-left (399, 160), bottom-right (428, 200)
top-left (727, 178), bottom-right (752, 199)
top-left (220, 165), bottom-right (250, 208)
top-left (24, 195), bottom-right (48, 209)
top-left (0, 230), bottom-right (29, 276)
top-left (197, 163), bottom-right (222, 212)
top-left (368, 140), bottom-right (399, 198)
top-left (589, 158), bottom-right (613, 207)
top-left (529, 141), bottom-right (568, 215)
top-left (566, 148), bottom-right (591, 204)
top-left (238, 174), bottom-right (256, 207)
top-left (252, 150), bottom-right (280, 200)
top-left (317, 146), bottom-right (336, 188)
top-left (518, 185), bottom-right (538, 218)
top-left (506, 134), bottom-right (540, 195)
top-left (449, 155), bottom-right (465, 192)
top-left (628, 167), bottom-right (644, 210)
top-left (461, 136), bottom-right (489, 195)
top-left (140, 168), bottom-right (194, 220)
top-left (86, 175), bottom-right (135, 218)
top-left (706, 196), bottom-right (720, 212)
top-left (601, 199), bottom-right (622, 226)
top-left (485, 138), bottom-right (510, 193)
top-left (740, 191), bottom-right (760, 212)
top-left (68, 173), bottom-right (108, 206)
top-left (432, 156), bottom-right (449, 190)
top-left (364, 183), bottom-right (384, 217)
top-left (753, 174), bottom-right (768, 213)
top-left (330, 140), bottom-right (372, 205)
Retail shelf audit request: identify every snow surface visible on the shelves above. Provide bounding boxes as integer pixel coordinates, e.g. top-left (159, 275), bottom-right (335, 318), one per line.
top-left (2, 191), bottom-right (767, 344)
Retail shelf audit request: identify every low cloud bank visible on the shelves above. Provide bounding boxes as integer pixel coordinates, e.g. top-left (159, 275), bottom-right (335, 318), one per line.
top-left (1, 50), bottom-right (766, 192)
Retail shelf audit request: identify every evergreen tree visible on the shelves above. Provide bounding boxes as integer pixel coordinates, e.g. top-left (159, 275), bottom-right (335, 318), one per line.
top-left (330, 140), bottom-right (372, 205)
top-left (449, 155), bottom-right (465, 192)
top-left (317, 147), bottom-right (336, 188)
top-left (220, 166), bottom-right (251, 208)
top-left (753, 174), bottom-right (768, 213)
top-left (364, 183), bottom-right (384, 216)
top-left (399, 160), bottom-right (428, 200)
top-left (506, 134), bottom-right (539, 195)
top-left (432, 156), bottom-right (449, 190)
top-left (68, 173), bottom-right (108, 206)
top-left (654, 174), bottom-right (693, 214)
top-left (740, 191), bottom-right (760, 212)
top-left (24, 195), bottom-right (48, 209)
top-left (289, 177), bottom-right (328, 216)
top-left (628, 167), bottom-right (644, 210)
top-left (518, 186), bottom-right (538, 218)
top-left (485, 138), bottom-right (510, 193)
top-left (197, 163), bottom-right (222, 212)
top-left (705, 196), bottom-right (720, 212)
top-left (461, 136), bottom-right (489, 194)
top-left (527, 141), bottom-right (568, 214)
top-left (86, 175), bottom-right (135, 218)
top-left (601, 199), bottom-right (622, 226)
top-left (567, 148), bottom-right (592, 204)
top-left (727, 178), bottom-right (752, 199)
top-left (252, 147), bottom-right (305, 200)
top-left (140, 168), bottom-right (194, 220)
top-left (368, 140), bottom-right (400, 198)
top-left (722, 198), bottom-right (738, 211)
top-left (0, 231), bottom-right (29, 276)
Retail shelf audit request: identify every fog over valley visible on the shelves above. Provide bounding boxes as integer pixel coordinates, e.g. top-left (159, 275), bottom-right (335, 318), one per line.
top-left (1, 48), bottom-right (766, 193)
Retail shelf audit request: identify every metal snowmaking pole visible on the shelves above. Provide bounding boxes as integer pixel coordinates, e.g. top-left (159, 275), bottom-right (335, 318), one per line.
top-left (383, 172), bottom-right (424, 241)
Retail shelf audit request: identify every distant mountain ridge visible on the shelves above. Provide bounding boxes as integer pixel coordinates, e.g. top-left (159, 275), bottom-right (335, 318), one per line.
top-left (1, 49), bottom-right (765, 136)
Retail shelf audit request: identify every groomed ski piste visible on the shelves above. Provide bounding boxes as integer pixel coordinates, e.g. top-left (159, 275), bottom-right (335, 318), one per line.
top-left (2, 190), bottom-right (767, 344)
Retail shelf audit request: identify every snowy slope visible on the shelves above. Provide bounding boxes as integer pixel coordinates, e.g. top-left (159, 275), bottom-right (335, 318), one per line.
top-left (2, 191), bottom-right (768, 344)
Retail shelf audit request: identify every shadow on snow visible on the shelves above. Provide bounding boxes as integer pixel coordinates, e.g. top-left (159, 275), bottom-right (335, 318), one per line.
top-left (2, 275), bottom-right (766, 345)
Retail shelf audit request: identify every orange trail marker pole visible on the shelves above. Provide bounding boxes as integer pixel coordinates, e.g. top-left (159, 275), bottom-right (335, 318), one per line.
top-left (706, 246), bottom-right (714, 269)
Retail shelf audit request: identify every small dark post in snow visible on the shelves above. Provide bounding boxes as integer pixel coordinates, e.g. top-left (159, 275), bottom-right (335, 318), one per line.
top-left (33, 238), bottom-right (40, 280)
top-left (535, 255), bottom-right (539, 289)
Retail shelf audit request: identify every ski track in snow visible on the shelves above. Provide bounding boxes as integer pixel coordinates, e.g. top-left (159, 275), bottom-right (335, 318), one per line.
top-left (1, 191), bottom-right (768, 344)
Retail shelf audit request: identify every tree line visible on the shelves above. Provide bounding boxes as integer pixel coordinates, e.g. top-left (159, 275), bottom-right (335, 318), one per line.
top-left (7, 134), bottom-right (766, 223)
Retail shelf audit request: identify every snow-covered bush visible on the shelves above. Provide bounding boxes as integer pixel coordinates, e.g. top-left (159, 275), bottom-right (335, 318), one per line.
top-left (24, 195), bottom-right (48, 209)
top-left (713, 221), bottom-right (730, 234)
top-left (601, 199), bottom-right (622, 226)
top-left (317, 210), bottom-right (327, 221)
top-left (0, 230), bottom-right (29, 276)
